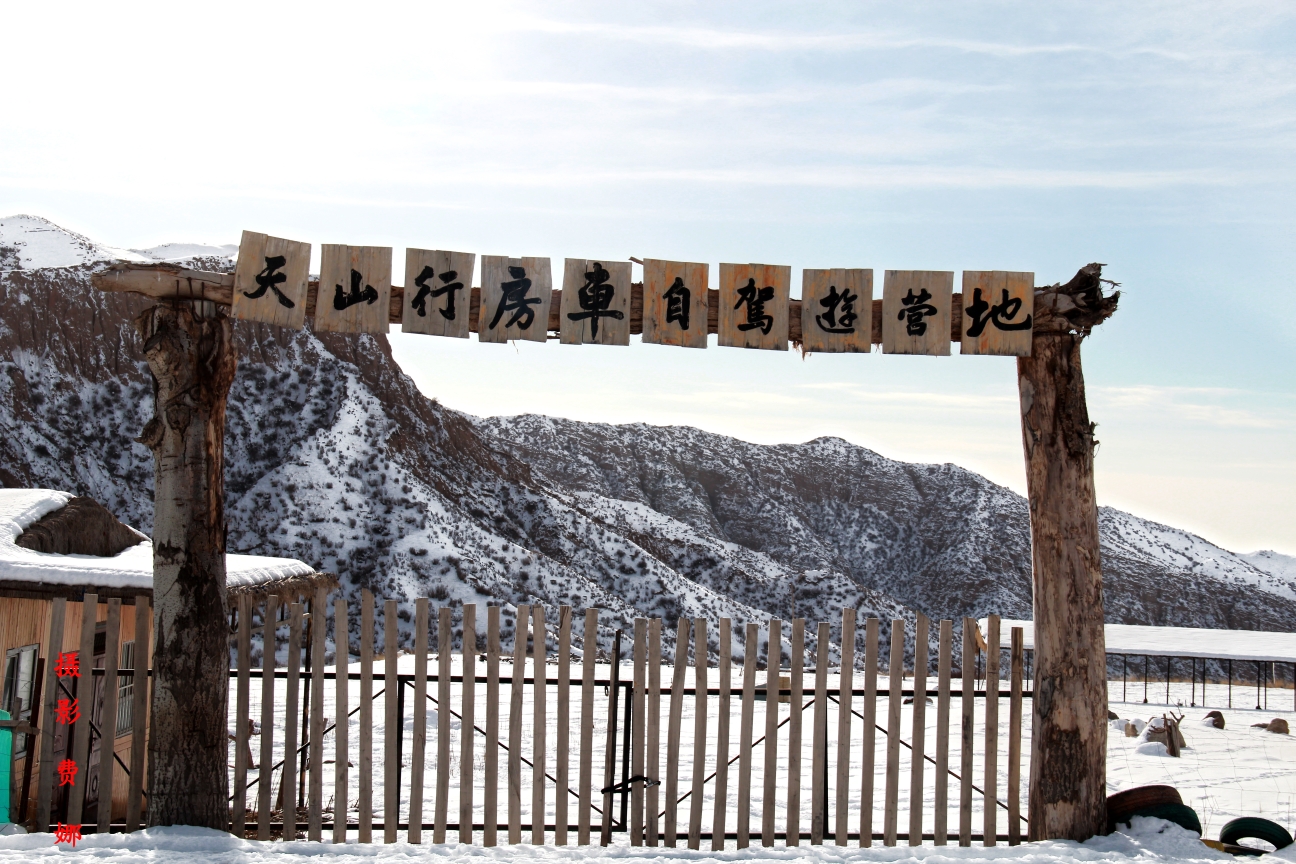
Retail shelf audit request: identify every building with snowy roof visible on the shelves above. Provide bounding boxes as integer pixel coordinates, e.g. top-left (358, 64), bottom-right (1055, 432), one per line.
top-left (0, 487), bottom-right (334, 828)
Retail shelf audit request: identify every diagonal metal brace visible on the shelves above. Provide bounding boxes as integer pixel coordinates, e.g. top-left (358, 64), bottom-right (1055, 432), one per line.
top-left (601, 775), bottom-right (660, 795)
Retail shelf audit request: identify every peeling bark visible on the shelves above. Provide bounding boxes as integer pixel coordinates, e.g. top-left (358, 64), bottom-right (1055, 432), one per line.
top-left (1020, 264), bottom-right (1120, 841)
top-left (135, 301), bottom-right (236, 828)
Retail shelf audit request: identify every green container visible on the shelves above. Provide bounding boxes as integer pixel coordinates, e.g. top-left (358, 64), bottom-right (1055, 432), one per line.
top-left (0, 709), bottom-right (11, 824)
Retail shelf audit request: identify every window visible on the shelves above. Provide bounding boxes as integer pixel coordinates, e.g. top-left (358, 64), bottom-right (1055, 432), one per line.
top-left (116, 641), bottom-right (135, 735)
top-left (3, 644), bottom-right (38, 756)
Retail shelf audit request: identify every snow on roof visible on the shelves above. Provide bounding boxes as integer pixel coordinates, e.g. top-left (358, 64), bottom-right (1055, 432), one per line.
top-left (985, 618), bottom-right (1296, 664)
top-left (0, 488), bottom-right (315, 592)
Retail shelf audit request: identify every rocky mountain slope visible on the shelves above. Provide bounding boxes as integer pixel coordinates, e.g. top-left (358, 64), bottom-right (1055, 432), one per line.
top-left (2, 215), bottom-right (1293, 662)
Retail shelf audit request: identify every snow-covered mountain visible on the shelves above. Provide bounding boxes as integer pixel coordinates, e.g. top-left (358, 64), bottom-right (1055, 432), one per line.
top-left (1, 216), bottom-right (1292, 658)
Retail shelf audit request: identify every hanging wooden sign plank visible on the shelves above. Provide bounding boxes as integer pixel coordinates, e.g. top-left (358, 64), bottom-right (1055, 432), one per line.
top-left (800, 268), bottom-right (873, 353)
top-left (479, 256), bottom-right (553, 343)
top-left (559, 259), bottom-right (631, 346)
top-left (231, 231), bottom-right (311, 328)
top-left (960, 271), bottom-right (1034, 356)
top-left (718, 263), bottom-right (790, 350)
top-left (402, 249), bottom-right (476, 338)
top-left (642, 259), bottom-right (708, 349)
top-left (314, 245), bottom-right (392, 334)
top-left (881, 270), bottom-right (953, 356)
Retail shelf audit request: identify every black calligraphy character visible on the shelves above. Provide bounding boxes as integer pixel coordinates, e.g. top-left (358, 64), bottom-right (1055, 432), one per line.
top-left (411, 266), bottom-right (465, 321)
top-left (566, 262), bottom-right (624, 338)
top-left (663, 276), bottom-right (691, 330)
top-left (488, 265), bottom-right (540, 330)
top-left (735, 278), bottom-right (775, 335)
top-left (333, 269), bottom-right (379, 311)
top-left (815, 285), bottom-right (858, 334)
top-left (897, 287), bottom-right (938, 336)
top-left (242, 255), bottom-right (295, 309)
top-left (963, 287), bottom-right (1033, 338)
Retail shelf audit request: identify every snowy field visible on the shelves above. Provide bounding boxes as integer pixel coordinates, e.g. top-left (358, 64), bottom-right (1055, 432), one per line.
top-left (0, 819), bottom-right (1284, 862)
top-left (227, 660), bottom-right (1296, 845)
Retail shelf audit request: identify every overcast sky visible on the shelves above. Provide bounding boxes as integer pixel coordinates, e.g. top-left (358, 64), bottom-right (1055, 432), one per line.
top-left (3, 2), bottom-right (1293, 554)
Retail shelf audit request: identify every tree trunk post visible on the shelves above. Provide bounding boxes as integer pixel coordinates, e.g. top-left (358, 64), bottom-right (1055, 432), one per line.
top-left (135, 300), bottom-right (237, 828)
top-left (1018, 264), bottom-right (1119, 842)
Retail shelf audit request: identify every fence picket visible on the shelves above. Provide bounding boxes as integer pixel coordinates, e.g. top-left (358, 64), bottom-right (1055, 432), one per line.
top-left (434, 606), bottom-right (451, 843)
top-left (556, 606), bottom-right (572, 846)
top-left (410, 598), bottom-right (428, 844)
top-left (67, 593), bottom-right (97, 826)
top-left (737, 621), bottom-right (757, 848)
top-left (934, 619), bottom-right (952, 845)
top-left (126, 596), bottom-right (150, 833)
top-left (687, 618), bottom-right (707, 850)
top-left (461, 604), bottom-right (478, 843)
top-left (532, 605), bottom-right (547, 845)
top-left (859, 617), bottom-right (878, 847)
top-left (984, 614), bottom-right (1001, 847)
top-left (578, 609), bottom-right (596, 846)
top-left (665, 616), bottom-right (689, 847)
top-left (509, 605), bottom-right (529, 845)
top-left (258, 596), bottom-right (279, 841)
top-left (646, 617), bottom-right (662, 846)
top-left (383, 600), bottom-right (398, 843)
top-left (712, 618), bottom-right (732, 850)
top-left (1009, 626), bottom-right (1024, 845)
top-left (787, 618), bottom-right (804, 847)
top-left (97, 598), bottom-right (121, 836)
top-left (486, 606), bottom-right (502, 847)
top-left (959, 617), bottom-right (976, 846)
top-left (283, 602), bottom-right (304, 841)
top-left (35, 597), bottom-right (66, 833)
top-left (883, 618), bottom-right (903, 846)
top-left (762, 618), bottom-right (781, 847)
top-left (630, 618), bottom-right (647, 846)
top-left (234, 594), bottom-right (252, 836)
top-left (334, 597), bottom-right (350, 844)
top-left (835, 609), bottom-right (855, 846)
top-left (810, 621), bottom-right (829, 846)
top-left (359, 591), bottom-right (374, 843)
top-left (908, 613), bottom-right (929, 846)
top-left (309, 586), bottom-right (326, 841)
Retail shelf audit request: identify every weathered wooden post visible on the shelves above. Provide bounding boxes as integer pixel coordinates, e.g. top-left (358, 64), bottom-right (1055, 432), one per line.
top-left (1017, 263), bottom-right (1119, 841)
top-left (136, 298), bottom-right (237, 827)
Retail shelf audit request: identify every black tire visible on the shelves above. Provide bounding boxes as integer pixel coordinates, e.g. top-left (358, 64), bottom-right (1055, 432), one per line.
top-left (1110, 802), bottom-right (1202, 836)
top-left (1219, 817), bottom-right (1294, 851)
top-left (1107, 785), bottom-right (1183, 830)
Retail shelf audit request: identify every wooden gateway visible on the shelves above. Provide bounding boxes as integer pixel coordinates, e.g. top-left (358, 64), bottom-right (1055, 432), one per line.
top-left (0, 488), bottom-right (335, 831)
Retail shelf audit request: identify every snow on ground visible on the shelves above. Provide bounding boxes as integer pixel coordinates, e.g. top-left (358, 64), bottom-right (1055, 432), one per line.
top-left (0, 215), bottom-right (151, 270)
top-left (230, 660), bottom-right (1296, 848)
top-left (990, 618), bottom-right (1296, 663)
top-left (0, 819), bottom-right (1247, 862)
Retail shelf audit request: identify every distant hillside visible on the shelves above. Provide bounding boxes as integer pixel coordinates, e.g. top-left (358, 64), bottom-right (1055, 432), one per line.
top-left (2, 215), bottom-right (1293, 661)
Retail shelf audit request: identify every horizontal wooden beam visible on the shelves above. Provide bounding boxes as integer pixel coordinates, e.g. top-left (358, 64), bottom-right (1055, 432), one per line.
top-left (92, 262), bottom-right (968, 344)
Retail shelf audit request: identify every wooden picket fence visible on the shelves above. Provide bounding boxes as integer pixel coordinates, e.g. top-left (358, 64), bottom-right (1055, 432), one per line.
top-left (20, 591), bottom-right (1029, 845)
top-left (232, 590), bottom-right (1031, 847)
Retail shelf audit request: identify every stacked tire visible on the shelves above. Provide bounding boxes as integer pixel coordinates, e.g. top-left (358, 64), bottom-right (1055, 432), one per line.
top-left (1106, 785), bottom-right (1201, 836)
top-left (1107, 786), bottom-right (1295, 856)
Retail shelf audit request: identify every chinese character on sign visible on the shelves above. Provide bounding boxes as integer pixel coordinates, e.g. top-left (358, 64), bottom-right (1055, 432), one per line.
top-left (54, 822), bottom-right (81, 847)
top-left (815, 285), bottom-right (858, 334)
top-left (55, 697), bottom-right (80, 725)
top-left (54, 651), bottom-right (79, 678)
top-left (735, 278), bottom-right (774, 335)
top-left (663, 276), bottom-right (691, 330)
top-left (897, 287), bottom-right (938, 336)
top-left (567, 262), bottom-right (624, 339)
top-left (333, 268), bottom-right (379, 311)
top-left (241, 255), bottom-right (295, 309)
top-left (488, 265), bottom-right (540, 330)
top-left (411, 266), bottom-right (465, 321)
top-left (57, 759), bottom-right (77, 787)
top-left (963, 287), bottom-right (1032, 338)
